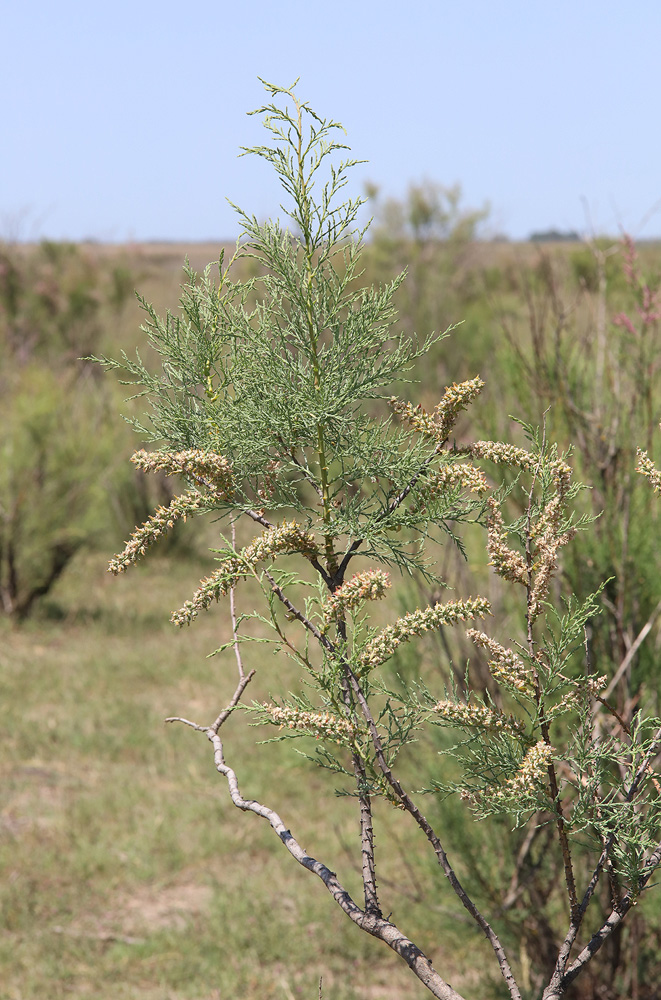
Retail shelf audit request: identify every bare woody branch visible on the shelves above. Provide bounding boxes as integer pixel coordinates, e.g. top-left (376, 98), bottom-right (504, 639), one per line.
top-left (207, 730), bottom-right (467, 1000)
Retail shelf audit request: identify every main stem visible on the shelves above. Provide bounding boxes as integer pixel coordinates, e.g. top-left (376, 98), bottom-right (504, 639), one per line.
top-left (294, 100), bottom-right (382, 929)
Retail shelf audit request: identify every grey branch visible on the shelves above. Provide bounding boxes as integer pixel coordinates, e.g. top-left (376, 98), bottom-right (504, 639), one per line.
top-left (207, 729), bottom-right (466, 1000)
top-left (165, 670), bottom-right (256, 735)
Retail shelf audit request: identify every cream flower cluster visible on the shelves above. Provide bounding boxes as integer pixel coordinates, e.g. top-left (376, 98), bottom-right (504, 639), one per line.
top-left (474, 444), bottom-right (575, 610)
top-left (243, 520), bottom-right (319, 563)
top-left (549, 457), bottom-right (572, 498)
top-left (499, 740), bottom-right (553, 800)
top-left (360, 596), bottom-right (490, 669)
top-left (131, 448), bottom-right (234, 496)
top-left (470, 440), bottom-right (537, 472)
top-left (466, 629), bottom-right (535, 696)
top-left (485, 498), bottom-right (528, 585)
top-left (389, 376), bottom-right (484, 442)
top-left (171, 521), bottom-right (319, 626)
top-left (433, 377), bottom-right (485, 440)
top-left (470, 441), bottom-right (572, 497)
top-left (432, 699), bottom-right (526, 736)
top-left (528, 496), bottom-right (576, 619)
top-left (636, 448), bottom-right (661, 495)
top-left (424, 462), bottom-right (490, 499)
top-left (546, 675), bottom-right (608, 720)
top-left (464, 740), bottom-right (554, 814)
top-left (109, 490), bottom-right (206, 574)
top-left (263, 704), bottom-right (357, 743)
top-left (324, 569), bottom-right (391, 622)
top-left (389, 398), bottom-right (439, 437)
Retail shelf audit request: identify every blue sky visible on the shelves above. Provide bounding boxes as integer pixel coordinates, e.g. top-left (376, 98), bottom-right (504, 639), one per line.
top-left (3, 1), bottom-right (660, 242)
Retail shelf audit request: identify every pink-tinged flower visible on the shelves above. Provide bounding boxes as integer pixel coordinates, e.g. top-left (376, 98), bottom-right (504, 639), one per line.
top-left (613, 312), bottom-right (637, 337)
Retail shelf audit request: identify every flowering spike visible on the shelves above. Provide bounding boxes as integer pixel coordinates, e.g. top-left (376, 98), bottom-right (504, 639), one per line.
top-left (433, 377), bottom-right (485, 441)
top-left (424, 462), bottom-right (490, 499)
top-left (498, 740), bottom-right (554, 800)
top-left (432, 699), bottom-right (526, 737)
top-left (466, 629), bottom-right (535, 696)
top-left (324, 569), bottom-right (391, 623)
top-left (131, 449), bottom-right (234, 498)
top-left (360, 596), bottom-right (490, 669)
top-left (109, 490), bottom-right (206, 574)
top-left (470, 440), bottom-right (537, 471)
top-left (390, 376), bottom-right (484, 442)
top-left (262, 704), bottom-right (357, 744)
top-left (485, 498), bottom-right (528, 586)
top-left (171, 521), bottom-right (319, 626)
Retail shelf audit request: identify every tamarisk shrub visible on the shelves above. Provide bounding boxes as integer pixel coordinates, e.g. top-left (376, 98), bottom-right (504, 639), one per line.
top-left (98, 81), bottom-right (661, 999)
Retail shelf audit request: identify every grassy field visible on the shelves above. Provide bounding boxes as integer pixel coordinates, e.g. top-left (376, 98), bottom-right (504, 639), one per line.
top-left (3, 236), bottom-right (661, 999)
top-left (1, 534), bottom-right (503, 1000)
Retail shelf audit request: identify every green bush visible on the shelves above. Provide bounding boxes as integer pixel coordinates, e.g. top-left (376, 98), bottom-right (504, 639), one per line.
top-left (0, 241), bottom-right (137, 618)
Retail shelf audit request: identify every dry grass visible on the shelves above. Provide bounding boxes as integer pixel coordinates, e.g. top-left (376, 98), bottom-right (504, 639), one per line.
top-left (0, 540), bottom-right (502, 1000)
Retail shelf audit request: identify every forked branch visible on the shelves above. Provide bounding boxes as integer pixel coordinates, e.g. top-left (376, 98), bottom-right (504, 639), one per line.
top-left (207, 729), bottom-right (466, 1000)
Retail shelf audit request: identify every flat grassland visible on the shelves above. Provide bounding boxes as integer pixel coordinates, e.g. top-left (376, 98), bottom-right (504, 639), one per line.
top-left (1, 547), bottom-right (494, 1000)
top-left (3, 238), bottom-right (661, 999)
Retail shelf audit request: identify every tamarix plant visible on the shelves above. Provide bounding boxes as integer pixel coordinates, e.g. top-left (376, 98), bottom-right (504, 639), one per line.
top-left (99, 81), bottom-right (661, 999)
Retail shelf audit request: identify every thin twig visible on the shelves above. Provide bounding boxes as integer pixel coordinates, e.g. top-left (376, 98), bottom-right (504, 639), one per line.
top-left (164, 716), bottom-right (206, 730)
top-left (524, 432), bottom-right (579, 921)
top-left (544, 726), bottom-right (661, 994)
top-left (334, 613), bottom-right (381, 918)
top-left (245, 508), bottom-right (275, 530)
top-left (230, 522), bottom-right (245, 679)
top-left (262, 567), bottom-right (334, 650)
top-left (501, 817), bottom-right (545, 910)
top-left (336, 443), bottom-right (445, 580)
top-left (353, 749), bottom-right (382, 917)
top-left (209, 670), bottom-right (256, 734)
top-left (286, 447), bottom-right (324, 500)
top-left (164, 670), bottom-right (257, 735)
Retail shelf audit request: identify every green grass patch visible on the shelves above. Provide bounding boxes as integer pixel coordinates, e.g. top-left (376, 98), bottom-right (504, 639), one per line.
top-left (1, 549), bottom-right (494, 1000)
